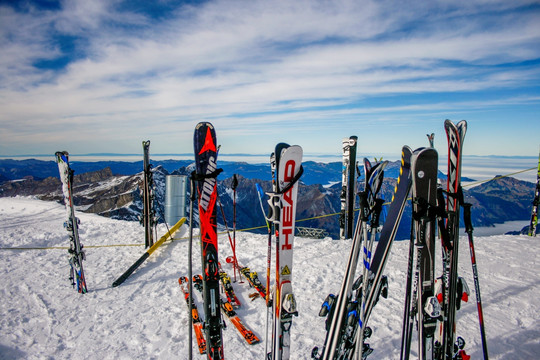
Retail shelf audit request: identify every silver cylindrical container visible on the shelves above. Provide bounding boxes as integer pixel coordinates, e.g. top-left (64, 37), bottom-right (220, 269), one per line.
top-left (165, 175), bottom-right (187, 226)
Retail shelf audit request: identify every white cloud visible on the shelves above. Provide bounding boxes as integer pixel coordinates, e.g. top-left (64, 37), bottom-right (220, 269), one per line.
top-left (0, 0), bottom-right (539, 156)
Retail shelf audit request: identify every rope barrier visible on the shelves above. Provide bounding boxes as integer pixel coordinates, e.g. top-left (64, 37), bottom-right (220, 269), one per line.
top-left (1, 166), bottom-right (536, 251)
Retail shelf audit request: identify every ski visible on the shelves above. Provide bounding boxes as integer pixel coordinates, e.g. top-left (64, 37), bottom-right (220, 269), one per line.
top-left (362, 146), bottom-right (412, 325)
top-left (218, 263), bottom-right (241, 307)
top-left (179, 276), bottom-right (207, 355)
top-left (55, 151), bottom-right (88, 294)
top-left (112, 217), bottom-right (186, 287)
top-left (347, 136), bottom-right (359, 239)
top-left (267, 143), bottom-right (303, 360)
top-left (220, 300), bottom-right (261, 345)
top-left (313, 146), bottom-right (412, 360)
top-left (193, 122), bottom-right (224, 360)
top-left (193, 275), bottom-right (260, 346)
top-left (141, 140), bottom-right (155, 248)
top-left (340, 136), bottom-right (358, 239)
top-left (354, 158), bottom-right (388, 360)
top-left (226, 257), bottom-right (267, 300)
top-left (441, 120), bottom-right (467, 360)
top-left (528, 149), bottom-right (540, 236)
top-left (412, 147), bottom-right (440, 360)
top-left (339, 138), bottom-right (350, 240)
top-left (352, 149), bottom-right (411, 358)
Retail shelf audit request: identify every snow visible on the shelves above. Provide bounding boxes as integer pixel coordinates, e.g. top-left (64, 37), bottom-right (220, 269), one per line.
top-left (1, 196), bottom-right (539, 359)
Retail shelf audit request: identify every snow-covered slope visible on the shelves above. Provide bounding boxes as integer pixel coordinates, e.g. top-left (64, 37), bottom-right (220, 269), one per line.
top-left (0, 197), bottom-right (538, 359)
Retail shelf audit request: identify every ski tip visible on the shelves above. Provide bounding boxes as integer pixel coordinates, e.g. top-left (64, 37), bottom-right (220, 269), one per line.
top-left (195, 121), bottom-right (215, 130)
top-left (55, 151), bottom-right (69, 162)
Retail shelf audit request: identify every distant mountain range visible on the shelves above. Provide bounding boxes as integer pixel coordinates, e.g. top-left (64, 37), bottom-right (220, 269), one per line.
top-left (0, 158), bottom-right (536, 239)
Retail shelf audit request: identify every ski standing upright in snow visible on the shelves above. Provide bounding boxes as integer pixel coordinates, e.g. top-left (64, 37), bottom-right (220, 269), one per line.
top-left (55, 151), bottom-right (88, 294)
top-left (528, 148), bottom-right (540, 236)
top-left (141, 140), bottom-right (155, 248)
top-left (340, 136), bottom-right (358, 240)
top-left (401, 147), bottom-right (440, 360)
top-left (266, 143), bottom-right (303, 360)
top-left (192, 122), bottom-right (224, 360)
top-left (440, 120), bottom-right (468, 360)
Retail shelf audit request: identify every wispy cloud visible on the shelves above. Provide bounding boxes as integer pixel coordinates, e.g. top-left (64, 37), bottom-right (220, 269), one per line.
top-left (0, 0), bottom-right (539, 156)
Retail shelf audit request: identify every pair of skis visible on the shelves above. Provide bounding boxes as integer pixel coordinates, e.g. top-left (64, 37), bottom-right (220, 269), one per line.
top-left (190, 122), bottom-right (225, 359)
top-left (313, 146), bottom-right (413, 359)
top-left (141, 140), bottom-right (156, 248)
top-left (438, 120), bottom-right (488, 360)
top-left (55, 151), bottom-right (88, 294)
top-left (265, 143), bottom-right (304, 360)
top-left (400, 146), bottom-right (440, 360)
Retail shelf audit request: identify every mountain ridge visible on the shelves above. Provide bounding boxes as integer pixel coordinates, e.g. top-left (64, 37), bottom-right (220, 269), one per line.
top-left (0, 159), bottom-right (535, 239)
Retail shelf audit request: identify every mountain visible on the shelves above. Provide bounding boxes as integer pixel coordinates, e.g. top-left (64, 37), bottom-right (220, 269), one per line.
top-left (0, 159), bottom-right (535, 239)
top-left (0, 166), bottom-right (167, 222)
top-left (0, 158), bottom-right (471, 186)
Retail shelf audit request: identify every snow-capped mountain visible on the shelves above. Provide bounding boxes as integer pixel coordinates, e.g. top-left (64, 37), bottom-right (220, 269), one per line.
top-left (0, 159), bottom-right (536, 238)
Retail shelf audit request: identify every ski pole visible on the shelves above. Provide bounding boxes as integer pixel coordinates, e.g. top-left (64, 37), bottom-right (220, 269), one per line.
top-left (216, 193), bottom-right (238, 281)
top-left (463, 203), bottom-right (489, 360)
top-left (187, 175), bottom-right (196, 360)
top-left (232, 174), bottom-right (238, 282)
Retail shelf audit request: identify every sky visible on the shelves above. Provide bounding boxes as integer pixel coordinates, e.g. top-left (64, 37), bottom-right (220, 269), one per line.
top-left (0, 0), bottom-right (539, 160)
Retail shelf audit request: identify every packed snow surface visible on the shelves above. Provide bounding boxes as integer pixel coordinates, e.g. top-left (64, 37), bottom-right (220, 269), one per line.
top-left (0, 197), bottom-right (538, 359)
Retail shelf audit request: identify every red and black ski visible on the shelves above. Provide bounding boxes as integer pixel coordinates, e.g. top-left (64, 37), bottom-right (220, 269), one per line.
top-left (193, 122), bottom-right (224, 359)
top-left (441, 120), bottom-right (468, 360)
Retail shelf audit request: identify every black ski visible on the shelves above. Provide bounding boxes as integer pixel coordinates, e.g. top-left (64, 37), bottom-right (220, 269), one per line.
top-left (347, 136), bottom-right (359, 239)
top-left (340, 136), bottom-right (358, 239)
top-left (413, 147), bottom-right (440, 360)
top-left (141, 140), bottom-right (155, 248)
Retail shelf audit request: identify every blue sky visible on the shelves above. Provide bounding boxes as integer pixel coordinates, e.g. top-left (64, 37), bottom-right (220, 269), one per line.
top-left (0, 0), bottom-right (539, 160)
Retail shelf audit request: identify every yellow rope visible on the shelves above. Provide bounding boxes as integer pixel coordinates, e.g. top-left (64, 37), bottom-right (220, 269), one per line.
top-left (1, 166), bottom-right (536, 251)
